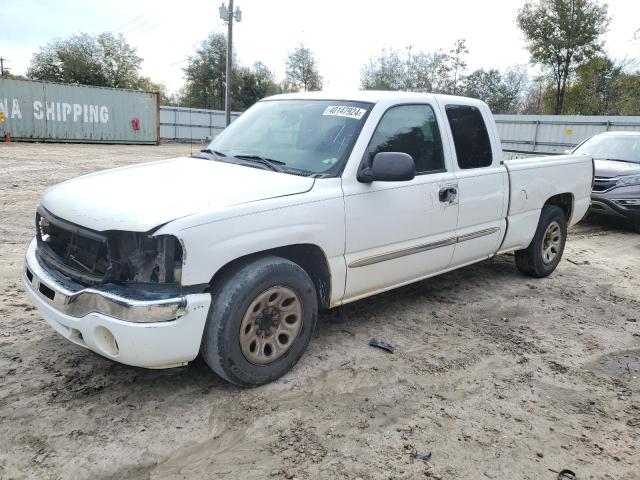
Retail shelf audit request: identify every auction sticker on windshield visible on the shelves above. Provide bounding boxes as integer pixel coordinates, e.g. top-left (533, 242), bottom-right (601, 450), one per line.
top-left (322, 105), bottom-right (367, 120)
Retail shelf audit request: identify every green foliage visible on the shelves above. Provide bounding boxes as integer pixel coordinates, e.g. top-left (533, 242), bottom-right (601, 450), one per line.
top-left (517, 0), bottom-right (609, 114)
top-left (132, 76), bottom-right (173, 105)
top-left (530, 56), bottom-right (640, 115)
top-left (0, 71), bottom-right (28, 80)
top-left (462, 68), bottom-right (527, 113)
top-left (236, 62), bottom-right (281, 110)
top-left (181, 32), bottom-right (229, 109)
top-left (448, 39), bottom-right (468, 95)
top-left (360, 40), bottom-right (469, 95)
top-left (285, 43), bottom-right (323, 92)
top-left (26, 32), bottom-right (146, 89)
top-left (180, 33), bottom-right (281, 109)
top-left (563, 56), bottom-right (622, 114)
top-left (616, 74), bottom-right (640, 115)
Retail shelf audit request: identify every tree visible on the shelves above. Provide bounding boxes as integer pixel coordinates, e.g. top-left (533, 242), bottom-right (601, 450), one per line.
top-left (236, 61), bottom-right (281, 109)
top-left (462, 68), bottom-right (527, 113)
top-left (1, 71), bottom-right (28, 80)
top-left (360, 41), bottom-right (467, 95)
top-left (133, 76), bottom-right (173, 105)
top-left (360, 48), bottom-right (406, 90)
top-left (521, 74), bottom-right (551, 114)
top-left (27, 32), bottom-right (145, 89)
top-left (563, 56), bottom-right (623, 114)
top-left (615, 73), bottom-right (640, 115)
top-left (181, 32), bottom-right (230, 109)
top-left (97, 32), bottom-right (143, 89)
top-left (517, 0), bottom-right (609, 114)
top-left (360, 46), bottom-right (451, 92)
top-left (285, 44), bottom-right (323, 92)
top-left (447, 39), bottom-right (468, 95)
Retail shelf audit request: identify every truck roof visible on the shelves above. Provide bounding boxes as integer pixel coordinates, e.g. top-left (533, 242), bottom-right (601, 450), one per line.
top-left (264, 90), bottom-right (486, 106)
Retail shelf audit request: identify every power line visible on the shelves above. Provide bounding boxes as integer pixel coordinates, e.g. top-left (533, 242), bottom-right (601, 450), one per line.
top-left (113, 13), bottom-right (147, 32)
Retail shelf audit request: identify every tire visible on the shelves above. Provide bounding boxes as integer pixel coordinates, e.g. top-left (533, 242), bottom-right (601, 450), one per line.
top-left (201, 256), bottom-right (318, 387)
top-left (633, 222), bottom-right (640, 234)
top-left (515, 205), bottom-right (567, 278)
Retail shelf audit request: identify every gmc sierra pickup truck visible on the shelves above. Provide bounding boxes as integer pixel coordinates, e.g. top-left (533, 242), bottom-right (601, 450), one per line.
top-left (23, 91), bottom-right (594, 386)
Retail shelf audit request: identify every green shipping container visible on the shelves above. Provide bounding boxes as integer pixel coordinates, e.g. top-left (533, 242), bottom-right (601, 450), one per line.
top-left (0, 78), bottom-right (158, 144)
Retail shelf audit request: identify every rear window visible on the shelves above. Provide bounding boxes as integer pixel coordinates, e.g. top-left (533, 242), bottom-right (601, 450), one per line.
top-left (445, 105), bottom-right (493, 169)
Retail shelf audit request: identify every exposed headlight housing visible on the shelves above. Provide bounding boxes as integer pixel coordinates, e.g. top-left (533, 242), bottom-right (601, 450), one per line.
top-left (36, 207), bottom-right (183, 286)
top-left (111, 232), bottom-right (183, 285)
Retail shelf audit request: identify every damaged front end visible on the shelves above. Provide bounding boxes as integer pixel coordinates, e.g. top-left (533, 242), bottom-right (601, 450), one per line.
top-left (35, 207), bottom-right (183, 289)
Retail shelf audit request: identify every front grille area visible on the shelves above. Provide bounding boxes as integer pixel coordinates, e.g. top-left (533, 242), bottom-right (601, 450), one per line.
top-left (593, 177), bottom-right (618, 192)
top-left (36, 208), bottom-right (111, 284)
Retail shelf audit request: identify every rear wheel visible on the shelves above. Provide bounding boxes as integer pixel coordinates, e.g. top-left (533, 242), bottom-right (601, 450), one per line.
top-left (515, 205), bottom-right (567, 278)
top-left (201, 256), bottom-right (318, 387)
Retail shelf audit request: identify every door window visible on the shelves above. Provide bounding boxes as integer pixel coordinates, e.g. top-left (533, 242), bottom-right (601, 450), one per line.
top-left (445, 105), bottom-right (493, 169)
top-left (366, 105), bottom-right (445, 174)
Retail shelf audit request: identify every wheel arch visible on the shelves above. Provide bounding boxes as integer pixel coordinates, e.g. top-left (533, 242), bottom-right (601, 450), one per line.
top-left (209, 244), bottom-right (332, 309)
top-left (544, 192), bottom-right (574, 222)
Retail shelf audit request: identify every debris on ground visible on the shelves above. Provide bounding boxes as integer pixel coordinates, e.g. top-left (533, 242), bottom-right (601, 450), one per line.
top-left (369, 337), bottom-right (395, 353)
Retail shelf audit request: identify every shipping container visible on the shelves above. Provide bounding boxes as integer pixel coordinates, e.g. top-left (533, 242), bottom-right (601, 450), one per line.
top-left (0, 78), bottom-right (159, 144)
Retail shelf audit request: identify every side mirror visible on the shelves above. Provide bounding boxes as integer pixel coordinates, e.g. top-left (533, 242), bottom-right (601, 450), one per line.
top-left (358, 152), bottom-right (416, 183)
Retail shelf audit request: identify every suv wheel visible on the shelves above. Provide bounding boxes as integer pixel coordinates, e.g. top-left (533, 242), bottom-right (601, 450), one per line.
top-left (201, 256), bottom-right (318, 387)
top-left (515, 205), bottom-right (567, 278)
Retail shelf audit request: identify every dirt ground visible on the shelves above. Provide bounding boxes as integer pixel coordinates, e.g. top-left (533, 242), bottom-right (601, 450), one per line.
top-left (0, 143), bottom-right (639, 480)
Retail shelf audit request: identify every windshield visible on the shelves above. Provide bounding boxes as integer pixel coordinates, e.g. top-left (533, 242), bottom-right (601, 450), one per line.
top-left (574, 135), bottom-right (640, 164)
top-left (204, 99), bottom-right (372, 175)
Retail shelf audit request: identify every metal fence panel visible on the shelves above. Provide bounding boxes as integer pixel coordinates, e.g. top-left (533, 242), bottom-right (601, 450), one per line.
top-left (495, 114), bottom-right (640, 159)
top-left (0, 78), bottom-right (158, 143)
top-left (160, 106), bottom-right (241, 142)
top-left (156, 106), bottom-right (640, 155)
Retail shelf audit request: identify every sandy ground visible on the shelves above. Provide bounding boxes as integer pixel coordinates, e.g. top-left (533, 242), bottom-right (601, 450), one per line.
top-left (0, 143), bottom-right (639, 480)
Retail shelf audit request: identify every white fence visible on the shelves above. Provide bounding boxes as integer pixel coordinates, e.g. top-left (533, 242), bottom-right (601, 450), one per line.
top-left (495, 114), bottom-right (640, 159)
top-left (159, 107), bottom-right (640, 157)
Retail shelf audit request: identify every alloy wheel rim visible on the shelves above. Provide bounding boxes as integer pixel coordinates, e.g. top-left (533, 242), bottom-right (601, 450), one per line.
top-left (239, 286), bottom-right (303, 365)
top-left (541, 221), bottom-right (562, 265)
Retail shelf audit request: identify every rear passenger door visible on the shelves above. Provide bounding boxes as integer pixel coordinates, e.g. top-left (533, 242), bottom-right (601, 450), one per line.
top-left (440, 101), bottom-right (507, 266)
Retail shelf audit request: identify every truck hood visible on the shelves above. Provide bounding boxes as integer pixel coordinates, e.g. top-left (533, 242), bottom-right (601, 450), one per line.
top-left (594, 159), bottom-right (640, 178)
top-left (42, 157), bottom-right (315, 232)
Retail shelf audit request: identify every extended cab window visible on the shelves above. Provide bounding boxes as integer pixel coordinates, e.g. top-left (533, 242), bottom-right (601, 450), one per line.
top-left (366, 105), bottom-right (445, 174)
top-left (445, 105), bottom-right (492, 169)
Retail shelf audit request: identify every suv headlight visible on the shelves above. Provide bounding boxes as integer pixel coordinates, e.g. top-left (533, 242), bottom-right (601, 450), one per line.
top-left (617, 174), bottom-right (640, 188)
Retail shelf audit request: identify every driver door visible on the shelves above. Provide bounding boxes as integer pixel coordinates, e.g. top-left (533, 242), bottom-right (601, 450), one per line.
top-left (342, 103), bottom-right (459, 302)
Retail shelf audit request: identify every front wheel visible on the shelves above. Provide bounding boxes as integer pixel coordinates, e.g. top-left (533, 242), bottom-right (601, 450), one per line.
top-left (515, 205), bottom-right (567, 278)
top-left (201, 256), bottom-right (318, 387)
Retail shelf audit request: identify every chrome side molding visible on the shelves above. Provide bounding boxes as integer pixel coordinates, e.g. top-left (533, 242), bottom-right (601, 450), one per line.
top-left (349, 226), bottom-right (501, 268)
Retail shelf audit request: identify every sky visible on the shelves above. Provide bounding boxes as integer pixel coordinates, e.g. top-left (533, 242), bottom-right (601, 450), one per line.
top-left (1, 0), bottom-right (639, 94)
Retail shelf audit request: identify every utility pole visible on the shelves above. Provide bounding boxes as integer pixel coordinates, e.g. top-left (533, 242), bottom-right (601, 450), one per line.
top-left (219, 2), bottom-right (241, 126)
top-left (0, 57), bottom-right (7, 76)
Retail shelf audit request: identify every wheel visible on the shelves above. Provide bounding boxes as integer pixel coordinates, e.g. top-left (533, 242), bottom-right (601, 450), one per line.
top-left (515, 205), bottom-right (567, 278)
top-left (201, 256), bottom-right (318, 387)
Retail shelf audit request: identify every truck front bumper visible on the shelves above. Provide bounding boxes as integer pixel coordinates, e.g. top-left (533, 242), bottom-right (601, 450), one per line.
top-left (23, 238), bottom-right (211, 369)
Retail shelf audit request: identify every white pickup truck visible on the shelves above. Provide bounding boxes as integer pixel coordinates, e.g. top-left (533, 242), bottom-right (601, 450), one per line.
top-left (23, 91), bottom-right (593, 386)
